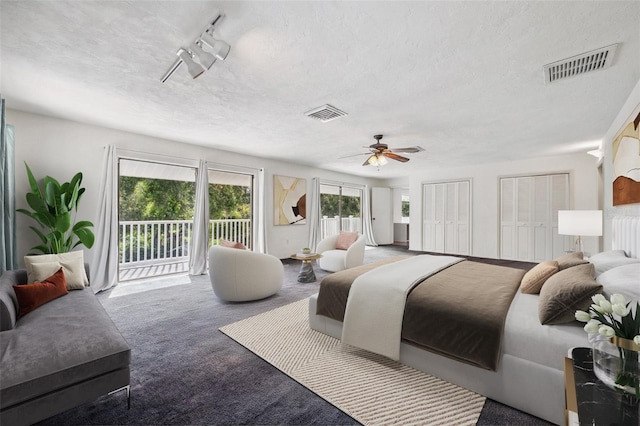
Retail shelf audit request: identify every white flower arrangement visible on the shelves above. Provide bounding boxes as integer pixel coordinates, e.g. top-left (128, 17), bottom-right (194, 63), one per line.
top-left (575, 294), bottom-right (640, 343)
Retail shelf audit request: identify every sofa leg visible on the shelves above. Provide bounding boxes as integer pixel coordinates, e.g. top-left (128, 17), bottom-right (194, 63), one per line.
top-left (108, 385), bottom-right (131, 409)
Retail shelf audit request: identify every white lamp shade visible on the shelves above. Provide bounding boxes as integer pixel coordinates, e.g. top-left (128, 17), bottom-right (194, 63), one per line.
top-left (558, 210), bottom-right (603, 236)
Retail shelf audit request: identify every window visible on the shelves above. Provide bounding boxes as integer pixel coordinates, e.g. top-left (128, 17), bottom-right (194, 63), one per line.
top-left (401, 194), bottom-right (410, 223)
top-left (319, 184), bottom-right (362, 239)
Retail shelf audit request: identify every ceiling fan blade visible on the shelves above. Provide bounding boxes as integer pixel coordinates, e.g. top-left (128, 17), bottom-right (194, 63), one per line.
top-left (339, 152), bottom-right (369, 159)
top-left (392, 146), bottom-right (424, 153)
top-left (384, 152), bottom-right (410, 163)
top-left (362, 156), bottom-right (373, 166)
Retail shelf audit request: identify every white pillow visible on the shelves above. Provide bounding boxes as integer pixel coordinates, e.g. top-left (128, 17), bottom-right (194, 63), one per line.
top-left (588, 250), bottom-right (640, 277)
top-left (597, 263), bottom-right (640, 302)
top-left (24, 251), bottom-right (88, 290)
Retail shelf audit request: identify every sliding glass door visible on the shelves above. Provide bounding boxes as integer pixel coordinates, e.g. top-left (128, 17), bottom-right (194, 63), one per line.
top-left (319, 184), bottom-right (362, 240)
top-left (118, 159), bottom-right (197, 281)
top-left (207, 169), bottom-right (254, 249)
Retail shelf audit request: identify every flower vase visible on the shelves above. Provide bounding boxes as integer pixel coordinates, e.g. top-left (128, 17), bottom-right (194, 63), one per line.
top-left (593, 337), bottom-right (640, 399)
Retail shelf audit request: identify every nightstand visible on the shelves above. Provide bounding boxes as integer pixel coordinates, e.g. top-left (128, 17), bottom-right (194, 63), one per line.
top-left (565, 347), bottom-right (639, 425)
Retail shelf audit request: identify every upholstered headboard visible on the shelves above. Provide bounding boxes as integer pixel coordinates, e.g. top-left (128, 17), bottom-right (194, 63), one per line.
top-left (612, 215), bottom-right (640, 258)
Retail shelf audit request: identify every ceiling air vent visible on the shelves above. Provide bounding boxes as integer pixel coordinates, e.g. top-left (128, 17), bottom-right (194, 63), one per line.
top-left (543, 44), bottom-right (619, 84)
top-left (305, 104), bottom-right (348, 123)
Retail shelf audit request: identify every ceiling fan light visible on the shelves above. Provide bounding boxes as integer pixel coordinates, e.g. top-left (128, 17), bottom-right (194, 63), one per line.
top-left (190, 42), bottom-right (216, 69)
top-left (201, 32), bottom-right (231, 61)
top-left (177, 48), bottom-right (205, 79)
top-left (378, 155), bottom-right (388, 165)
top-left (367, 155), bottom-right (381, 166)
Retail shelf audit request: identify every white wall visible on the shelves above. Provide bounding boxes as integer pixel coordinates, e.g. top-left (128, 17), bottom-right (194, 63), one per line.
top-left (6, 109), bottom-right (383, 265)
top-left (602, 77), bottom-right (640, 249)
top-left (408, 153), bottom-right (600, 259)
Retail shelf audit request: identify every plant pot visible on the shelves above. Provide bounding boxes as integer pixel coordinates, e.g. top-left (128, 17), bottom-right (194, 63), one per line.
top-left (301, 249), bottom-right (311, 255)
top-left (593, 337), bottom-right (640, 398)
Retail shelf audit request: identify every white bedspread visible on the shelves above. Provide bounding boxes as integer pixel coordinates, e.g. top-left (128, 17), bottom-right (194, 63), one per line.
top-left (341, 255), bottom-right (463, 360)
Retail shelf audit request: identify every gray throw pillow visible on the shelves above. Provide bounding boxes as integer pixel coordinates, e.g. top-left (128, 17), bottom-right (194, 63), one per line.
top-left (539, 263), bottom-right (601, 325)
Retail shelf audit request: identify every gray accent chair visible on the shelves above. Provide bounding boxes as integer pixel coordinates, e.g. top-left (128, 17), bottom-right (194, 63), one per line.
top-left (0, 265), bottom-right (131, 426)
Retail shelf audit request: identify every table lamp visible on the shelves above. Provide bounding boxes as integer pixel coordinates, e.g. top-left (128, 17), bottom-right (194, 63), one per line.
top-left (558, 210), bottom-right (603, 253)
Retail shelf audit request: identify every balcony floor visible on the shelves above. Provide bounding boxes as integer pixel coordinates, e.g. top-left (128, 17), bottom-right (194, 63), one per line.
top-left (119, 260), bottom-right (189, 282)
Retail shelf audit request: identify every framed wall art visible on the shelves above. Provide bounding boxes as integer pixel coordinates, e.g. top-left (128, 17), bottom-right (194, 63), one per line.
top-left (274, 175), bottom-right (306, 225)
top-left (612, 104), bottom-right (640, 206)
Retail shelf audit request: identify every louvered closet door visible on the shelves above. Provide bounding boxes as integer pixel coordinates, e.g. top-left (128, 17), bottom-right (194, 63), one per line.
top-left (422, 184), bottom-right (436, 251)
top-left (500, 178), bottom-right (516, 259)
top-left (500, 173), bottom-right (569, 261)
top-left (516, 177), bottom-right (532, 260)
top-left (532, 175), bottom-right (550, 262)
top-left (551, 174), bottom-right (570, 257)
top-left (422, 180), bottom-right (470, 255)
top-left (456, 181), bottom-right (470, 255)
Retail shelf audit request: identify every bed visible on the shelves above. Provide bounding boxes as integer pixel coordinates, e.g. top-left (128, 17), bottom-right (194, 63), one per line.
top-left (308, 215), bottom-right (640, 425)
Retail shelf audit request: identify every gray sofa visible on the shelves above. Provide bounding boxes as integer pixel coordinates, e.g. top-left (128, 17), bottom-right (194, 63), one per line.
top-left (0, 266), bottom-right (131, 426)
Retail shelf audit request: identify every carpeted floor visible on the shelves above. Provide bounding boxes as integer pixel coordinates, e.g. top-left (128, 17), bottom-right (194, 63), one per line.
top-left (37, 246), bottom-right (552, 425)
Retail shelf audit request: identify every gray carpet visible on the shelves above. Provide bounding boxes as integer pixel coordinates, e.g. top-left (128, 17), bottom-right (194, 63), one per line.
top-left (37, 246), bottom-right (553, 425)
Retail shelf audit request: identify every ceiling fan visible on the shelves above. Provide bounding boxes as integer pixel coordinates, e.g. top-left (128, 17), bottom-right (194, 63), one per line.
top-left (357, 135), bottom-right (424, 166)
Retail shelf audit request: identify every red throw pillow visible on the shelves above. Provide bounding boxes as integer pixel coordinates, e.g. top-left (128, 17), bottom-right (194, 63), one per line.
top-left (13, 268), bottom-right (69, 318)
top-left (220, 239), bottom-right (247, 250)
top-left (335, 232), bottom-right (358, 250)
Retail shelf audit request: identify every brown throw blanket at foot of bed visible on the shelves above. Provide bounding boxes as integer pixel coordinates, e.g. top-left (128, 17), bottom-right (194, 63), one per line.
top-left (402, 261), bottom-right (524, 370)
top-left (316, 256), bottom-right (525, 371)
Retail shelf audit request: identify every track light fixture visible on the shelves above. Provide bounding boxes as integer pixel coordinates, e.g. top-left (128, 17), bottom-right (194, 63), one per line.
top-left (160, 13), bottom-right (230, 83)
top-left (190, 42), bottom-right (216, 69)
top-left (177, 48), bottom-right (206, 79)
top-left (200, 33), bottom-right (231, 61)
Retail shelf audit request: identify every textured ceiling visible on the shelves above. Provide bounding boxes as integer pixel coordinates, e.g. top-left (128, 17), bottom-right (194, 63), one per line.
top-left (2, 1), bottom-right (639, 179)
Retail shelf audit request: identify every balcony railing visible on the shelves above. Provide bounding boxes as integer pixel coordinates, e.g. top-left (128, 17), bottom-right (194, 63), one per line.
top-left (119, 219), bottom-right (252, 266)
top-left (320, 215), bottom-right (362, 240)
top-left (119, 215), bottom-right (362, 271)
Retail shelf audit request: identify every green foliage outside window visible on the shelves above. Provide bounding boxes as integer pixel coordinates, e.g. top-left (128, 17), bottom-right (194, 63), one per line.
top-left (119, 177), bottom-right (251, 221)
top-left (320, 194), bottom-right (361, 218)
top-left (401, 200), bottom-right (410, 217)
top-left (118, 176), bottom-right (252, 261)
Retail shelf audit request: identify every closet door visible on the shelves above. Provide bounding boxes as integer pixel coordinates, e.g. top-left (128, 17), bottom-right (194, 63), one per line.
top-left (532, 175), bottom-right (550, 262)
top-left (422, 180), bottom-right (470, 255)
top-left (550, 174), bottom-right (570, 257)
top-left (500, 178), bottom-right (516, 259)
top-left (500, 173), bottom-right (569, 261)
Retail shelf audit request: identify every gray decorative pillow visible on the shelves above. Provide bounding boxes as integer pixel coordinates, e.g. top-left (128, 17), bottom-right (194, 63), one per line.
top-left (554, 252), bottom-right (588, 270)
top-left (539, 263), bottom-right (601, 325)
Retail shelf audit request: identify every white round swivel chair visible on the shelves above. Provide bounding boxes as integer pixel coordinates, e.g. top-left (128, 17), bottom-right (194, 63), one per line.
top-left (316, 234), bottom-right (366, 272)
top-left (208, 245), bottom-right (284, 302)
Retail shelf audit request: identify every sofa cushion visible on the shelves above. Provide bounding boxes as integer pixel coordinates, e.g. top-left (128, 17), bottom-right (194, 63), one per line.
top-left (0, 289), bottom-right (130, 409)
top-left (25, 251), bottom-right (89, 289)
top-left (0, 270), bottom-right (26, 331)
top-left (13, 268), bottom-right (69, 318)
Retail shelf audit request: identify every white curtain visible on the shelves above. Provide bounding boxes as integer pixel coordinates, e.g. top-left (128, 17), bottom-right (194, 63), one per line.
top-left (189, 160), bottom-right (209, 275)
top-left (307, 178), bottom-right (321, 251)
top-left (256, 168), bottom-right (267, 253)
top-left (90, 145), bottom-right (119, 293)
top-left (362, 185), bottom-right (378, 246)
top-left (1, 96), bottom-right (17, 273)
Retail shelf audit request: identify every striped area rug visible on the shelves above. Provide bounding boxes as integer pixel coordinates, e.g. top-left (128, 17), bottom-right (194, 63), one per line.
top-left (219, 298), bottom-right (486, 426)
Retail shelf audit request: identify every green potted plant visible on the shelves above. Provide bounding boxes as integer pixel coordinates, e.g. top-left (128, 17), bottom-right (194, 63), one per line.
top-left (17, 163), bottom-right (95, 254)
